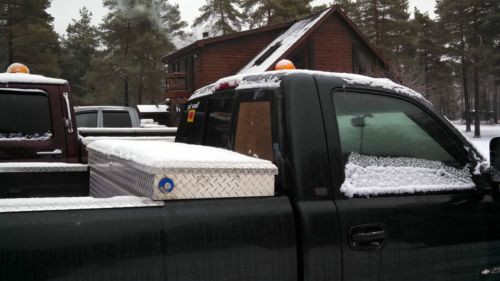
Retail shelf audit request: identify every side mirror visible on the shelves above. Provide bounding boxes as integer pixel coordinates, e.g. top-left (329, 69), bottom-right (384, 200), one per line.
top-left (490, 137), bottom-right (500, 183)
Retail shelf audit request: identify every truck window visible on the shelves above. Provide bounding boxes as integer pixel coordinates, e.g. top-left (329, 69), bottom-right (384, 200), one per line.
top-left (334, 92), bottom-right (464, 166)
top-left (76, 111), bottom-right (98, 127)
top-left (234, 101), bottom-right (273, 161)
top-left (102, 111), bottom-right (132, 127)
top-left (0, 90), bottom-right (52, 140)
top-left (333, 91), bottom-right (474, 197)
top-left (203, 96), bottom-right (233, 148)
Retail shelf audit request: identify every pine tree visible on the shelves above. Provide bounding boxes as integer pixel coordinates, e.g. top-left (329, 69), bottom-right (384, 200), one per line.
top-left (86, 0), bottom-right (184, 106)
top-left (0, 0), bottom-right (60, 76)
top-left (333, 0), bottom-right (360, 21)
top-left (60, 8), bottom-right (99, 105)
top-left (193, 0), bottom-right (243, 36)
top-left (240, 0), bottom-right (313, 27)
top-left (356, 0), bottom-right (410, 57)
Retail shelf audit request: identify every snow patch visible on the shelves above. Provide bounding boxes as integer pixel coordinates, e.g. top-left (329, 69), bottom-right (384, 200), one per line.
top-left (189, 73), bottom-right (282, 101)
top-left (189, 70), bottom-right (429, 106)
top-left (81, 136), bottom-right (174, 146)
top-left (87, 140), bottom-right (277, 172)
top-left (0, 132), bottom-right (52, 141)
top-left (239, 9), bottom-right (330, 74)
top-left (136, 104), bottom-right (168, 113)
top-left (341, 153), bottom-right (475, 198)
top-left (0, 196), bottom-right (163, 213)
top-left (0, 73), bottom-right (67, 85)
top-left (0, 162), bottom-right (88, 173)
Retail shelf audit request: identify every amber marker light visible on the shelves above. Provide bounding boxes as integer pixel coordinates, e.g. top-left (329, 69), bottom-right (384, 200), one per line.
top-left (6, 63), bottom-right (30, 74)
top-left (275, 59), bottom-right (296, 70)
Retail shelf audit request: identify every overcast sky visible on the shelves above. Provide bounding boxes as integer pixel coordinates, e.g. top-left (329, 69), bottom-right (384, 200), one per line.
top-left (48, 0), bottom-right (437, 35)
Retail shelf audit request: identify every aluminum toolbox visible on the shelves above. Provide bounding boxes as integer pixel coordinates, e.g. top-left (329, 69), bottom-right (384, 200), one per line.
top-left (87, 140), bottom-right (277, 200)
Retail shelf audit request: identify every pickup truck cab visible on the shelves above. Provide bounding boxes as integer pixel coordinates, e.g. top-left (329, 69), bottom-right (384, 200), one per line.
top-left (2, 70), bottom-right (500, 281)
top-left (75, 106), bottom-right (141, 128)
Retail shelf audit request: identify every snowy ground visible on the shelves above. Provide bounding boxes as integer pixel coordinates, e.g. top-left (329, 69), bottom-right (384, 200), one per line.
top-left (452, 122), bottom-right (500, 161)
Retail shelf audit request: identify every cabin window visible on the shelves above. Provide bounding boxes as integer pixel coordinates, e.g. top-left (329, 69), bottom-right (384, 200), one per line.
top-left (102, 111), bottom-right (132, 128)
top-left (234, 101), bottom-right (273, 161)
top-left (0, 91), bottom-right (52, 140)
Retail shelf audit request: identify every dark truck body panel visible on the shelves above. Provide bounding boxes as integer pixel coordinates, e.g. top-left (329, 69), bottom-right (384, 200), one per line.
top-left (0, 169), bottom-right (89, 198)
top-left (0, 197), bottom-right (297, 281)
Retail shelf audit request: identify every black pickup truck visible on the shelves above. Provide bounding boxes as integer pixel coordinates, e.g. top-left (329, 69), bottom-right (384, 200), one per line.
top-left (2, 70), bottom-right (500, 281)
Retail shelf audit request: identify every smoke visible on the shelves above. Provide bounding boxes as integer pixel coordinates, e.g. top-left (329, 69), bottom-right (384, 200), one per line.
top-left (115, 0), bottom-right (164, 31)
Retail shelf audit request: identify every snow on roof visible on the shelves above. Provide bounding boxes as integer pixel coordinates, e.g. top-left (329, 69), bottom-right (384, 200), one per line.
top-left (189, 72), bottom-right (282, 101)
top-left (136, 104), bottom-right (168, 113)
top-left (189, 69), bottom-right (429, 105)
top-left (0, 162), bottom-right (88, 173)
top-left (340, 153), bottom-right (475, 198)
top-left (238, 8), bottom-right (330, 74)
top-left (0, 196), bottom-right (163, 213)
top-left (87, 140), bottom-right (277, 173)
top-left (0, 73), bottom-right (67, 85)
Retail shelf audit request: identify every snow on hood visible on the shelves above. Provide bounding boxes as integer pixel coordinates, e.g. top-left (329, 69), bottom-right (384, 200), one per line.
top-left (341, 153), bottom-right (475, 198)
top-left (0, 73), bottom-right (67, 85)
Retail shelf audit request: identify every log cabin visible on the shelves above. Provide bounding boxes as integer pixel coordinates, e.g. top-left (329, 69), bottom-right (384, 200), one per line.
top-left (162, 5), bottom-right (393, 108)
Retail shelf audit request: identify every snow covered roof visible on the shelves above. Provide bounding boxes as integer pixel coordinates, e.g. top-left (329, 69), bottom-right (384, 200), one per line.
top-left (0, 73), bottom-right (67, 85)
top-left (239, 8), bottom-right (331, 74)
top-left (189, 70), bottom-right (428, 105)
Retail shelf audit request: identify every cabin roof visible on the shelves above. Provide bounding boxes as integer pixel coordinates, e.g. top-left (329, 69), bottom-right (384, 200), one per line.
top-left (163, 5), bottom-right (389, 70)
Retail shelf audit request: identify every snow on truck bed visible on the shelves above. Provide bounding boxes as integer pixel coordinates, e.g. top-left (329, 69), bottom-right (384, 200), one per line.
top-left (0, 162), bottom-right (88, 173)
top-left (0, 196), bottom-right (163, 213)
top-left (87, 140), bottom-right (276, 171)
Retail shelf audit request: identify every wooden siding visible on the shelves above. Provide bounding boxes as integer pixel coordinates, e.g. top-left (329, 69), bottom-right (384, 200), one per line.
top-left (198, 29), bottom-right (284, 88)
top-left (310, 14), bottom-right (354, 73)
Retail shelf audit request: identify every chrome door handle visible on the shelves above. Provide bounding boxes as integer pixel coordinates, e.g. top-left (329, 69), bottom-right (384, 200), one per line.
top-left (36, 149), bottom-right (62, 156)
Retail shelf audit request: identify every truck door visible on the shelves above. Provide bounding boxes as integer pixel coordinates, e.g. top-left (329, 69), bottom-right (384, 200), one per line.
top-left (318, 84), bottom-right (500, 281)
top-left (0, 87), bottom-right (67, 161)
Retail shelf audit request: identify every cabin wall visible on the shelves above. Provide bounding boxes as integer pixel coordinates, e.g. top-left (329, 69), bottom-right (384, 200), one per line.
top-left (310, 14), bottom-right (353, 72)
top-left (310, 13), bottom-right (387, 78)
top-left (199, 29), bottom-right (284, 88)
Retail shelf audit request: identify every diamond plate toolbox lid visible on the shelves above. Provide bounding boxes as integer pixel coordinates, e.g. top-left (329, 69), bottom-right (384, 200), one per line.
top-left (87, 140), bottom-right (278, 200)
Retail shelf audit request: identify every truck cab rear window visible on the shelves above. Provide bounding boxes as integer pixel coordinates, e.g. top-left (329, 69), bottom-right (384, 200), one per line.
top-left (76, 111), bottom-right (98, 127)
top-left (0, 91), bottom-right (52, 140)
top-left (203, 97), bottom-right (233, 149)
top-left (102, 111), bottom-right (132, 127)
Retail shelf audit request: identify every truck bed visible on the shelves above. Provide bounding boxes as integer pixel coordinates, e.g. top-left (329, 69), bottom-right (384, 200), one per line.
top-left (0, 163), bottom-right (89, 198)
top-left (0, 196), bottom-right (296, 281)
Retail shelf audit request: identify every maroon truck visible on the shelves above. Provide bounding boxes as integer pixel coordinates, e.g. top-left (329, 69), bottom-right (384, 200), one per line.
top-left (0, 69), bottom-right (175, 198)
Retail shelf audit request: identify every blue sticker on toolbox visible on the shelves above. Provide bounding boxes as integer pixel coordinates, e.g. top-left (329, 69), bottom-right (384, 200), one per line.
top-left (158, 177), bottom-right (175, 193)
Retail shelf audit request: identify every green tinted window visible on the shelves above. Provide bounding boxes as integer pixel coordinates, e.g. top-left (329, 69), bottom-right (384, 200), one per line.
top-left (334, 92), bottom-right (464, 167)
